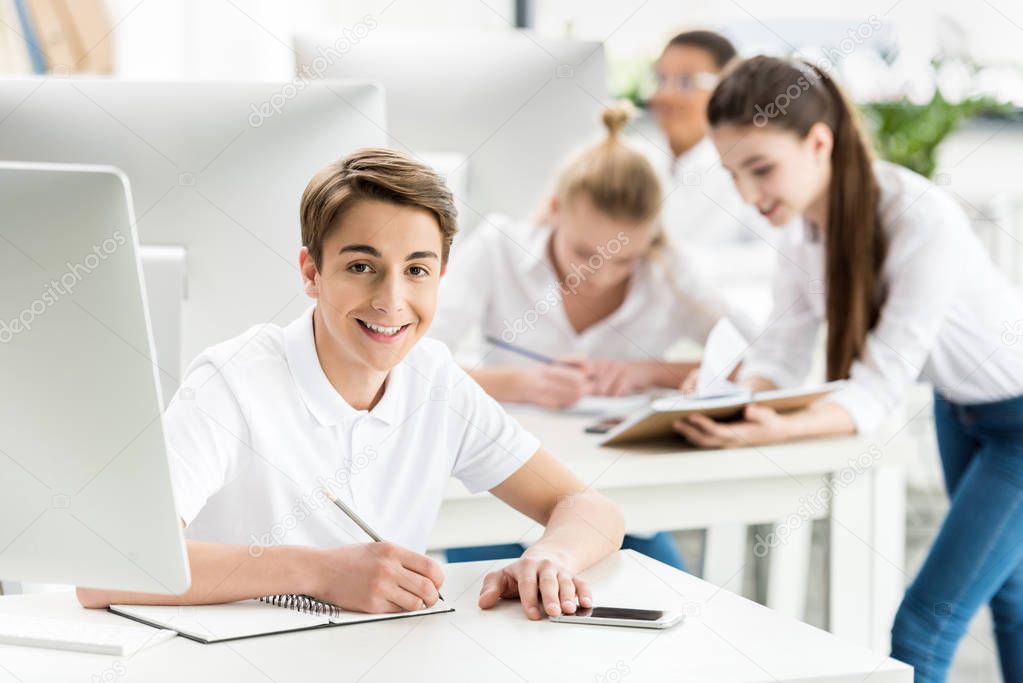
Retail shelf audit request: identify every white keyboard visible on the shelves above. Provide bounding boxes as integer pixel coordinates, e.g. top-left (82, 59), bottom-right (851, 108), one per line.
top-left (0, 613), bottom-right (176, 655)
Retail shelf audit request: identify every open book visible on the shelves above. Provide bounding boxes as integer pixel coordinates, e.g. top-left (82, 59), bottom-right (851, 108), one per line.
top-left (110, 594), bottom-right (453, 644)
top-left (598, 381), bottom-right (848, 447)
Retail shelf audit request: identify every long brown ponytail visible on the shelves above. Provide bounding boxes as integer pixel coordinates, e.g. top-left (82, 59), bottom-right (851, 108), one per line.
top-left (707, 56), bottom-right (885, 380)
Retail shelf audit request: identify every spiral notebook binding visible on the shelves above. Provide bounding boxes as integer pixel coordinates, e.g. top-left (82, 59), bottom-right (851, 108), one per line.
top-left (258, 594), bottom-right (342, 618)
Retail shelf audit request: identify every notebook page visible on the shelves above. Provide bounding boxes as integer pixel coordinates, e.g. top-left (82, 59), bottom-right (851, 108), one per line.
top-left (650, 391), bottom-right (751, 413)
top-left (326, 599), bottom-right (453, 624)
top-left (564, 394), bottom-right (653, 416)
top-left (110, 600), bottom-right (328, 642)
top-left (697, 318), bottom-right (749, 398)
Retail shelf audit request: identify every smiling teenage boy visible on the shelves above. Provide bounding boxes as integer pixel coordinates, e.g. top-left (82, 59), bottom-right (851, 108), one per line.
top-left (76, 148), bottom-right (625, 620)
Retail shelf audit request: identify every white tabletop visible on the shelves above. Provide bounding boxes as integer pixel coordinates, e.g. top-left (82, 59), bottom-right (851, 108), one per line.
top-left (433, 405), bottom-right (911, 548)
top-left (0, 551), bottom-right (911, 682)
top-left (444, 406), bottom-right (903, 500)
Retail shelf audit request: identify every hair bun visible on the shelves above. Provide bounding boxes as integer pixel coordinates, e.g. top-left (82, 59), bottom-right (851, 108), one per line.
top-left (601, 101), bottom-right (634, 138)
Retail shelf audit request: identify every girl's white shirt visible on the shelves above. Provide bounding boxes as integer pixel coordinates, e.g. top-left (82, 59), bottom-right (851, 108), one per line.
top-left (741, 160), bottom-right (1023, 433)
top-left (431, 217), bottom-right (756, 367)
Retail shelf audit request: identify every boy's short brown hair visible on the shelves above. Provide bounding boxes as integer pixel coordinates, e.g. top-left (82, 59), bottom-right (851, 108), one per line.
top-left (300, 148), bottom-right (458, 268)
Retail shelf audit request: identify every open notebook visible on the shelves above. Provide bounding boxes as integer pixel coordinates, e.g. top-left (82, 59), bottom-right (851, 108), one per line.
top-left (598, 381), bottom-right (848, 446)
top-left (110, 594), bottom-right (453, 644)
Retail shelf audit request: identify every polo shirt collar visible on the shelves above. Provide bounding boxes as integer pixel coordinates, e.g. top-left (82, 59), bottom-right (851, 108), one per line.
top-left (283, 305), bottom-right (402, 427)
top-left (670, 136), bottom-right (718, 177)
top-left (515, 223), bottom-right (557, 278)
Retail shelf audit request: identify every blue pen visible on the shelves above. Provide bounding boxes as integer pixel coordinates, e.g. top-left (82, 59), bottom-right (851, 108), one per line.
top-left (484, 336), bottom-right (586, 370)
top-left (484, 335), bottom-right (560, 364)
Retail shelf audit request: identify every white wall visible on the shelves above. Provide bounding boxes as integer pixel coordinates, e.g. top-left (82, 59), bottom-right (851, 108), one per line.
top-left (535, 0), bottom-right (1023, 64)
top-left (105, 0), bottom-right (1023, 81)
top-left (109, 0), bottom-right (514, 80)
top-left (95, 0), bottom-right (1023, 288)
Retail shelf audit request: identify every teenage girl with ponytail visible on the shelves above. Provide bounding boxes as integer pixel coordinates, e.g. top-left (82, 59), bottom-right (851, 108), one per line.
top-left (431, 103), bottom-right (754, 569)
top-left (674, 55), bottom-right (1023, 682)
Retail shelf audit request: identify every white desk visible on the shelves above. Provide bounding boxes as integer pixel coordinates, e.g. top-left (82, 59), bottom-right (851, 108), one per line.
top-left (0, 551), bottom-right (911, 682)
top-left (433, 408), bottom-right (912, 653)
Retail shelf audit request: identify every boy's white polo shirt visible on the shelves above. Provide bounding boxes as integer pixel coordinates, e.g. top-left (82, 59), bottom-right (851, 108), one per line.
top-left (165, 305), bottom-right (539, 553)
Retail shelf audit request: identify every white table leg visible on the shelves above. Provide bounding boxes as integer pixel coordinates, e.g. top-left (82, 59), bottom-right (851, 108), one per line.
top-left (829, 460), bottom-right (907, 652)
top-left (767, 520), bottom-right (813, 620)
top-left (829, 465), bottom-right (874, 649)
top-left (702, 524), bottom-right (747, 596)
top-left (872, 462), bottom-right (907, 652)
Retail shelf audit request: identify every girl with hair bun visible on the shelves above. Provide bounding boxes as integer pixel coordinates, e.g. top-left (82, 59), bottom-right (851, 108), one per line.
top-left (675, 55), bottom-right (1023, 682)
top-left (432, 102), bottom-right (753, 569)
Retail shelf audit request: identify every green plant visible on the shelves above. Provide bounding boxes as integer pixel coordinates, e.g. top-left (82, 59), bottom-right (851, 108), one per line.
top-left (859, 54), bottom-right (1016, 179)
top-left (607, 54), bottom-right (654, 109)
top-left (860, 91), bottom-right (1010, 178)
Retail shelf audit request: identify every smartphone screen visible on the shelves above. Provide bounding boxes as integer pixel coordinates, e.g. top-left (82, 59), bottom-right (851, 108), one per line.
top-left (573, 607), bottom-right (665, 621)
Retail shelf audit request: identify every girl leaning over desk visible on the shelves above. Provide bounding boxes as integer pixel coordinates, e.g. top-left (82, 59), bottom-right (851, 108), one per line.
top-left (674, 55), bottom-right (1023, 683)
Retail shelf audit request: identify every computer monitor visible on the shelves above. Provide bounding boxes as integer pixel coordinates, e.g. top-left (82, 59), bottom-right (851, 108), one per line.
top-left (0, 79), bottom-right (386, 366)
top-left (0, 162), bottom-right (190, 593)
top-left (293, 30), bottom-right (608, 225)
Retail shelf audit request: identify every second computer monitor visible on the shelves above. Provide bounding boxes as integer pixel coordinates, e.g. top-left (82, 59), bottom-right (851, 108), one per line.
top-left (0, 79), bottom-right (386, 367)
top-left (294, 30), bottom-right (609, 225)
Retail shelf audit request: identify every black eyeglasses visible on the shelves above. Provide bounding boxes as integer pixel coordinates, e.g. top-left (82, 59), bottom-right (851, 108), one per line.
top-left (653, 71), bottom-right (720, 93)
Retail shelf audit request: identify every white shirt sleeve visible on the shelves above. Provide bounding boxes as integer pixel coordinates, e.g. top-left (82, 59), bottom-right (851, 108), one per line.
top-left (163, 362), bottom-right (253, 525)
top-left (430, 219), bottom-right (499, 350)
top-left (445, 361), bottom-right (541, 494)
top-left (739, 259), bottom-right (821, 389)
top-left (824, 206), bottom-right (965, 433)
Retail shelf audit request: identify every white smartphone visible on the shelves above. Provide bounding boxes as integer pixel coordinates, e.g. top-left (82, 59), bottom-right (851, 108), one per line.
top-left (548, 606), bottom-right (684, 629)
